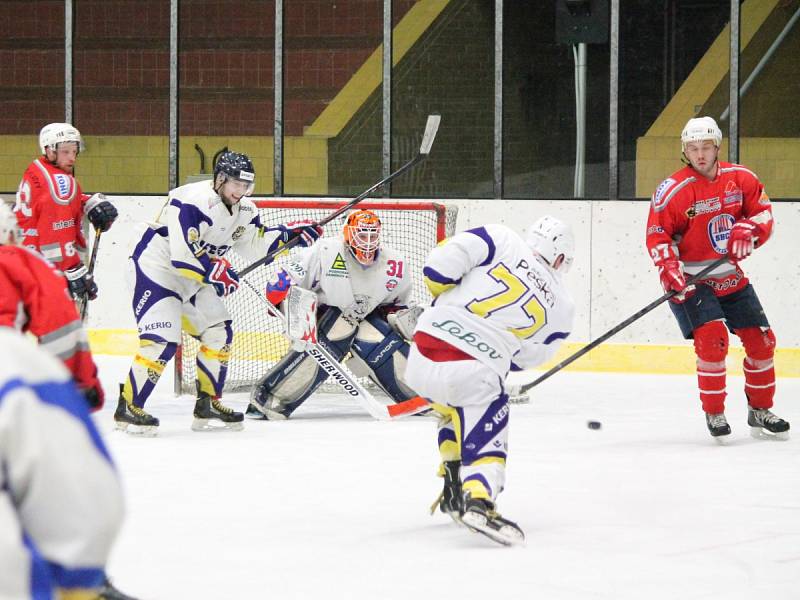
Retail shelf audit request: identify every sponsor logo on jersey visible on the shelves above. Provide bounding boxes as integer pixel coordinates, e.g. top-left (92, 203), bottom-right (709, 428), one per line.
top-left (134, 289), bottom-right (152, 316)
top-left (707, 273), bottom-right (742, 292)
top-left (723, 181), bottom-right (743, 206)
top-left (647, 225), bottom-right (664, 235)
top-left (385, 278), bottom-right (398, 291)
top-left (52, 218), bottom-right (75, 231)
top-left (431, 319), bottom-right (503, 360)
top-left (327, 253), bottom-right (349, 278)
top-left (688, 196), bottom-right (721, 217)
top-left (758, 190), bottom-right (771, 206)
top-left (53, 174), bottom-right (71, 197)
top-left (187, 227), bottom-right (200, 242)
top-left (231, 226), bottom-right (246, 241)
top-left (707, 213), bottom-right (736, 254)
top-left (652, 178), bottom-right (676, 211)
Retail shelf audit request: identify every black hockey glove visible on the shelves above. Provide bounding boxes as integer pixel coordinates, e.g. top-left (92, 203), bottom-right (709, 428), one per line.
top-left (85, 193), bottom-right (118, 232)
top-left (65, 263), bottom-right (99, 301)
top-left (82, 384), bottom-right (105, 411)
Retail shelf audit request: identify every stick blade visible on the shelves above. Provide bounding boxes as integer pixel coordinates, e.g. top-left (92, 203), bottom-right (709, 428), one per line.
top-left (387, 396), bottom-right (430, 418)
top-left (418, 114), bottom-right (441, 155)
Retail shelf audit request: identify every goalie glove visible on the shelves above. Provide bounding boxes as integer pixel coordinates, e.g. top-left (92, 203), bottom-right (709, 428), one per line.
top-left (204, 258), bottom-right (239, 297)
top-left (84, 193), bottom-right (118, 232)
top-left (387, 305), bottom-right (425, 341)
top-left (65, 263), bottom-right (98, 301)
top-left (266, 269), bottom-right (293, 305)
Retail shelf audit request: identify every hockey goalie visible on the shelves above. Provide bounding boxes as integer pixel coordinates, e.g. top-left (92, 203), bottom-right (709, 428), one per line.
top-left (247, 209), bottom-right (425, 420)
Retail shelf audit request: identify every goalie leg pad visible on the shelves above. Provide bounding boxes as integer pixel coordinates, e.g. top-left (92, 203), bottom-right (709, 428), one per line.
top-left (736, 327), bottom-right (776, 409)
top-left (350, 312), bottom-right (418, 402)
top-left (249, 308), bottom-right (358, 419)
top-left (693, 320), bottom-right (729, 415)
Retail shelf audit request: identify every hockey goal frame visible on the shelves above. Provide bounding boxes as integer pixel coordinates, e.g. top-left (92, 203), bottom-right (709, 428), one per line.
top-left (175, 198), bottom-right (458, 396)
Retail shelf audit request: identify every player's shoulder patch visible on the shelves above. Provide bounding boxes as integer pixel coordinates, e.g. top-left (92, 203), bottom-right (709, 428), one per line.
top-left (652, 177), bottom-right (677, 211)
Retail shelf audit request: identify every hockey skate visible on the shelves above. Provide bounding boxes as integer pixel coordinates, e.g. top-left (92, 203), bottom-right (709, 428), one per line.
top-left (429, 460), bottom-right (463, 524)
top-left (192, 392), bottom-right (244, 432)
top-left (747, 406), bottom-right (790, 440)
top-left (247, 384), bottom-right (291, 420)
top-left (98, 576), bottom-right (140, 600)
top-left (705, 412), bottom-right (731, 439)
top-left (114, 386), bottom-right (159, 436)
top-left (461, 495), bottom-right (525, 546)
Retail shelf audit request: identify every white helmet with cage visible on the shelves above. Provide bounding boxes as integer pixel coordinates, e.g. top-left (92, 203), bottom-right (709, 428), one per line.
top-left (39, 122), bottom-right (84, 154)
top-left (0, 202), bottom-right (19, 245)
top-left (526, 215), bottom-right (575, 274)
top-left (681, 116), bottom-right (722, 152)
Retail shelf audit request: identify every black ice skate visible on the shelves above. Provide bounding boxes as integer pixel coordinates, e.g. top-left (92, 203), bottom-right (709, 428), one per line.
top-left (247, 383), bottom-right (292, 420)
top-left (429, 460), bottom-right (463, 524)
top-left (747, 406), bottom-right (790, 440)
top-left (461, 496), bottom-right (525, 546)
top-left (98, 576), bottom-right (140, 600)
top-left (192, 392), bottom-right (244, 432)
top-left (114, 385), bottom-right (159, 436)
top-left (705, 412), bottom-right (731, 438)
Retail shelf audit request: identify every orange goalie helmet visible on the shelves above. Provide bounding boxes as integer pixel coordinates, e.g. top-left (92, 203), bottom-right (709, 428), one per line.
top-left (343, 209), bottom-right (381, 265)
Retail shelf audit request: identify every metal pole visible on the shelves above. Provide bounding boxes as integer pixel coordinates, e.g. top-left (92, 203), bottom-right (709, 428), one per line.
top-left (274, 0), bottom-right (284, 195)
top-left (573, 43), bottom-right (586, 197)
top-left (168, 0), bottom-right (178, 190)
top-left (382, 0), bottom-right (392, 195)
top-left (65, 0), bottom-right (73, 123)
top-left (493, 0), bottom-right (503, 199)
top-left (727, 0), bottom-right (740, 163)
top-left (609, 0), bottom-right (619, 200)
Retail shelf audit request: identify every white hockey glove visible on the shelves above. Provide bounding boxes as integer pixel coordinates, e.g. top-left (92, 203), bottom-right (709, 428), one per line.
top-left (387, 305), bottom-right (424, 341)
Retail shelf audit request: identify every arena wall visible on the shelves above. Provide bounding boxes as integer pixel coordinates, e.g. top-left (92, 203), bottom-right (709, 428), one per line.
top-left (88, 197), bottom-right (799, 377)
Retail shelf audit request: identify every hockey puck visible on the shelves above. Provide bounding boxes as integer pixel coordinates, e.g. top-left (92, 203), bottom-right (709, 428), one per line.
top-left (587, 420), bottom-right (602, 430)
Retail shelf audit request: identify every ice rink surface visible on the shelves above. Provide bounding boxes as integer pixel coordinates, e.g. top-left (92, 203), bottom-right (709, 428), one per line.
top-left (94, 356), bottom-right (800, 600)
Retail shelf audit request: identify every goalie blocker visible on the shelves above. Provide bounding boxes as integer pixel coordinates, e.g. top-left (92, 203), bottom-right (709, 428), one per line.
top-left (248, 301), bottom-right (424, 420)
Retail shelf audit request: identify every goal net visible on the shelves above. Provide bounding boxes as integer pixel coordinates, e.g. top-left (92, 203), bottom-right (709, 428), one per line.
top-left (176, 199), bottom-right (459, 395)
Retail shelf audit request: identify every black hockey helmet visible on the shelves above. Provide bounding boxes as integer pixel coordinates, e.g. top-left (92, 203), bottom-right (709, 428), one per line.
top-left (213, 150), bottom-right (255, 184)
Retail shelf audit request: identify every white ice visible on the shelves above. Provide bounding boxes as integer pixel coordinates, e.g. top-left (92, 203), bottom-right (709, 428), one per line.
top-left (94, 356), bottom-right (800, 600)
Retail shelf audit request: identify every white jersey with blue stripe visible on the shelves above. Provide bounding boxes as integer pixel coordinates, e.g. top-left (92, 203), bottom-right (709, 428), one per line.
top-left (0, 329), bottom-right (123, 598)
top-left (416, 224), bottom-right (575, 376)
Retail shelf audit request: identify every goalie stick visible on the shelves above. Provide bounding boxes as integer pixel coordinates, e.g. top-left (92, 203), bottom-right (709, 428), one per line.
top-left (239, 114), bottom-right (441, 278)
top-left (241, 279), bottom-right (429, 420)
top-left (519, 256), bottom-right (730, 394)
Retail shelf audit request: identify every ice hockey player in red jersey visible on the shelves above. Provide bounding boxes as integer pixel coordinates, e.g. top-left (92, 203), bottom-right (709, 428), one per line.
top-left (0, 202), bottom-right (105, 411)
top-left (645, 116), bottom-right (789, 440)
top-left (14, 122), bottom-right (118, 305)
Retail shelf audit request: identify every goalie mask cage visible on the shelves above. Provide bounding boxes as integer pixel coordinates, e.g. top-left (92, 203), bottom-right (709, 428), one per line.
top-left (176, 199), bottom-right (459, 395)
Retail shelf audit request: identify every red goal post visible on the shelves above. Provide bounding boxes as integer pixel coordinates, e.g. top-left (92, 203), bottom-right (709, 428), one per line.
top-left (176, 199), bottom-right (459, 395)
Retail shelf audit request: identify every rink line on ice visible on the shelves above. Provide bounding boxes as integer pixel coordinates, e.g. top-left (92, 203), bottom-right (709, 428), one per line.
top-left (87, 329), bottom-right (800, 377)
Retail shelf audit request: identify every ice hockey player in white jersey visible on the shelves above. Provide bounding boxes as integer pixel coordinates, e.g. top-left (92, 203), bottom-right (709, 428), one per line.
top-left (248, 208), bottom-right (425, 419)
top-left (114, 151), bottom-right (322, 435)
top-left (0, 328), bottom-right (126, 598)
top-left (405, 216), bottom-right (576, 545)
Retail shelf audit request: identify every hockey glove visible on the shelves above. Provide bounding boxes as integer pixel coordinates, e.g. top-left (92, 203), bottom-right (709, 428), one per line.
top-left (266, 269), bottom-right (293, 306)
top-left (279, 220), bottom-right (323, 248)
top-left (82, 383), bottom-right (105, 412)
top-left (65, 263), bottom-right (98, 301)
top-left (204, 258), bottom-right (240, 297)
top-left (728, 220), bottom-right (758, 261)
top-left (85, 193), bottom-right (118, 232)
top-left (657, 259), bottom-right (695, 303)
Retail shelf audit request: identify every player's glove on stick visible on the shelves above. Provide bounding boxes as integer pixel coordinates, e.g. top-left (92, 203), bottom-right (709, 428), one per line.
top-left (82, 383), bottom-right (105, 411)
top-left (657, 258), bottom-right (695, 303)
top-left (65, 263), bottom-right (99, 301)
top-left (204, 258), bottom-right (239, 297)
top-left (728, 220), bottom-right (758, 261)
top-left (266, 269), bottom-right (293, 305)
top-left (84, 193), bottom-right (118, 232)
top-left (279, 220), bottom-right (323, 248)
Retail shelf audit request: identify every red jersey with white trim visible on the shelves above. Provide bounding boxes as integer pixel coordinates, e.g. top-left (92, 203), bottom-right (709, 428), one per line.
top-left (645, 161), bottom-right (773, 296)
top-left (0, 245), bottom-right (101, 398)
top-left (14, 157), bottom-right (89, 271)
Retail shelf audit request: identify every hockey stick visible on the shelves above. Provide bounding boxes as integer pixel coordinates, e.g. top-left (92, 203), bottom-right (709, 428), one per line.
top-left (519, 256), bottom-right (730, 393)
top-left (79, 228), bottom-right (102, 321)
top-left (239, 114), bottom-right (441, 278)
top-left (241, 279), bottom-right (429, 419)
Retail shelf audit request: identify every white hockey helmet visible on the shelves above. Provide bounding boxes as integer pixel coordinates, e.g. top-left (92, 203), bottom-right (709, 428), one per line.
top-left (0, 202), bottom-right (19, 245)
top-left (526, 215), bottom-right (575, 274)
top-left (681, 116), bottom-right (722, 152)
top-left (39, 122), bottom-right (84, 154)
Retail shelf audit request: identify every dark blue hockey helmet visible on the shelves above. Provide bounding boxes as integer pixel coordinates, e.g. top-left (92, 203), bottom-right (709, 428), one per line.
top-left (213, 150), bottom-right (255, 184)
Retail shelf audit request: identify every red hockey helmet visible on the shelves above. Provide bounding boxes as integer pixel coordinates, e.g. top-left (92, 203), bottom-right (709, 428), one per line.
top-left (343, 209), bottom-right (381, 265)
